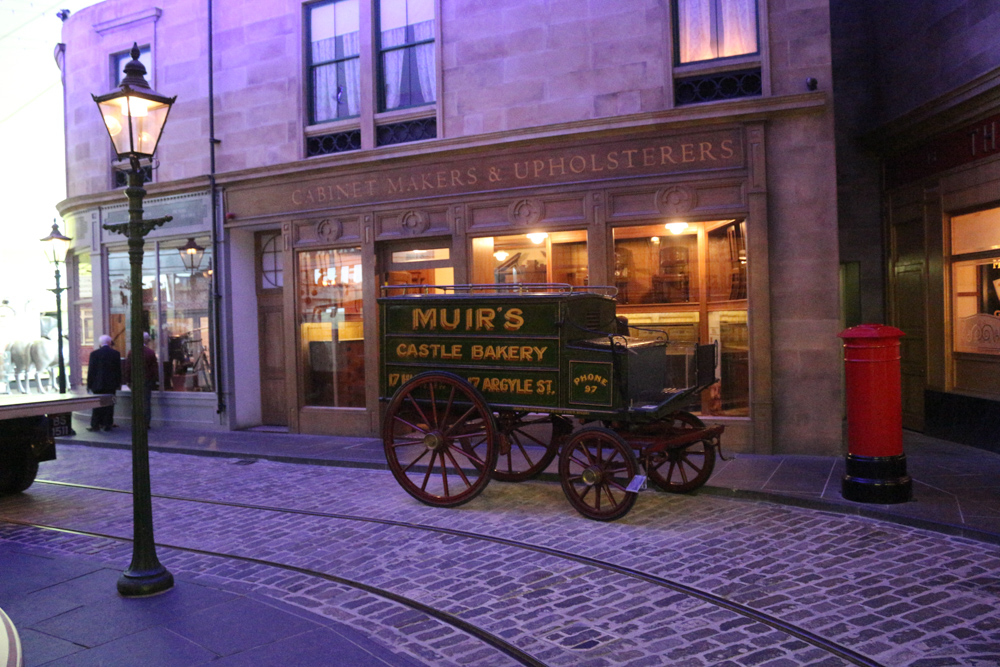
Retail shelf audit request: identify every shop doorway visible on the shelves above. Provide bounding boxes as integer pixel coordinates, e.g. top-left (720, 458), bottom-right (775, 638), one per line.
top-left (256, 231), bottom-right (287, 426)
top-left (381, 238), bottom-right (454, 292)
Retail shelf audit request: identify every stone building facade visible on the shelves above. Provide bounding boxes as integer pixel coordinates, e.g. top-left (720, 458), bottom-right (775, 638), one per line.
top-left (57, 0), bottom-right (843, 455)
top-left (832, 0), bottom-right (1000, 452)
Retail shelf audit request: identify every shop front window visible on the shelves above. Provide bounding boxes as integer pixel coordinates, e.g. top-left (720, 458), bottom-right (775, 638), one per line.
top-left (159, 238), bottom-right (214, 392)
top-left (107, 238), bottom-right (214, 393)
top-left (72, 253), bottom-right (93, 386)
top-left (471, 230), bottom-right (588, 286)
top-left (108, 250), bottom-right (158, 372)
top-left (298, 247), bottom-right (366, 407)
top-left (612, 219), bottom-right (748, 416)
top-left (951, 208), bottom-right (1000, 356)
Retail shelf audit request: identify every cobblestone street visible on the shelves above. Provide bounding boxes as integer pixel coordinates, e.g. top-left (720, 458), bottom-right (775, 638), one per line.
top-left (2, 444), bottom-right (999, 666)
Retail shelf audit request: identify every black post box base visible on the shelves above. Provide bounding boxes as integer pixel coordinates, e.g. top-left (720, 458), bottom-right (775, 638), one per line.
top-left (842, 453), bottom-right (913, 504)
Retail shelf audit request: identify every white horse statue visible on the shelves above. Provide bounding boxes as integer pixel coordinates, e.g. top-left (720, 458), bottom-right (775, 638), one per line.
top-left (6, 337), bottom-right (64, 394)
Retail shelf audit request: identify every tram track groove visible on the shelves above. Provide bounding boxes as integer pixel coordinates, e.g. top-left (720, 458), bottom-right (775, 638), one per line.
top-left (26, 478), bottom-right (883, 667)
top-left (0, 513), bottom-right (543, 667)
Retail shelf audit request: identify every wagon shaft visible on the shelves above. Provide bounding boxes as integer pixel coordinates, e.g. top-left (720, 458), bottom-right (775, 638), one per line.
top-left (626, 424), bottom-right (724, 458)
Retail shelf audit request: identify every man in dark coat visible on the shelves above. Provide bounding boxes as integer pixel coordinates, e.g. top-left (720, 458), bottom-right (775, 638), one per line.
top-left (87, 335), bottom-right (122, 431)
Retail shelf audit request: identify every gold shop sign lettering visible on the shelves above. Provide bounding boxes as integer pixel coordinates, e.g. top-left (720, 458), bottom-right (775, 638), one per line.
top-left (228, 128), bottom-right (744, 217)
top-left (384, 367), bottom-right (560, 407)
top-left (386, 337), bottom-right (555, 366)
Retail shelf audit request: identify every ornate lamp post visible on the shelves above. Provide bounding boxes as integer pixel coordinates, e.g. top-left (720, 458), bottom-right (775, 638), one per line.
top-left (40, 220), bottom-right (71, 394)
top-left (93, 42), bottom-right (176, 597)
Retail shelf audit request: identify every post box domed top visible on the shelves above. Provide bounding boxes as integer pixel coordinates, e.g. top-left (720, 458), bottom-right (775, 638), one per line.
top-left (838, 323), bottom-right (905, 339)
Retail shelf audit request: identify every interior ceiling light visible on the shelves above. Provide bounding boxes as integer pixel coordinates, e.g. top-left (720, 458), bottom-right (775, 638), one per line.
top-left (664, 222), bottom-right (689, 235)
top-left (493, 250), bottom-right (509, 262)
top-left (526, 232), bottom-right (548, 244)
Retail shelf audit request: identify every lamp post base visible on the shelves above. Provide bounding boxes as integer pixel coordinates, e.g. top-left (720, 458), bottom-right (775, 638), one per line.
top-left (117, 566), bottom-right (174, 597)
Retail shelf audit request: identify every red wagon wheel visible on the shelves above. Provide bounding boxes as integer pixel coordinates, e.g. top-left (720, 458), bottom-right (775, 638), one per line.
top-left (558, 426), bottom-right (639, 521)
top-left (644, 411), bottom-right (716, 494)
top-left (493, 412), bottom-right (572, 482)
top-left (383, 372), bottom-right (498, 507)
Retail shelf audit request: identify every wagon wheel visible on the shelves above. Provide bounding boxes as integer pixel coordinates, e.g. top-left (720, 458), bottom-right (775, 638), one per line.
top-left (558, 426), bottom-right (639, 521)
top-left (383, 372), bottom-right (499, 508)
top-left (493, 412), bottom-right (572, 482)
top-left (644, 411), bottom-right (716, 494)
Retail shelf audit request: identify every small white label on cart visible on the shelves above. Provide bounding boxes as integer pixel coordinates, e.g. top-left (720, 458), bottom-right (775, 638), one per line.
top-left (626, 475), bottom-right (647, 493)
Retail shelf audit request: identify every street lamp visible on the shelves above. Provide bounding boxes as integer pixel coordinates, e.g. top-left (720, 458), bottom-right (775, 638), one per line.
top-left (40, 220), bottom-right (71, 394)
top-left (178, 238), bottom-right (205, 272)
top-left (93, 42), bottom-right (176, 598)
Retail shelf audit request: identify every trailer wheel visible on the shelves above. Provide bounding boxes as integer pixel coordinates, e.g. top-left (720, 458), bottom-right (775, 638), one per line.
top-left (493, 412), bottom-right (571, 482)
top-left (383, 372), bottom-right (498, 508)
top-left (0, 452), bottom-right (39, 495)
top-left (645, 411), bottom-right (716, 493)
top-left (559, 426), bottom-right (639, 521)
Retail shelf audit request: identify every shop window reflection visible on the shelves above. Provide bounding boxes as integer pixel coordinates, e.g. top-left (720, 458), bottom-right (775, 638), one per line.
top-left (471, 230), bottom-right (588, 286)
top-left (159, 239), bottom-right (214, 392)
top-left (298, 247), bottom-right (365, 407)
top-left (108, 250), bottom-right (158, 369)
top-left (612, 219), bottom-right (748, 416)
top-left (107, 239), bottom-right (214, 394)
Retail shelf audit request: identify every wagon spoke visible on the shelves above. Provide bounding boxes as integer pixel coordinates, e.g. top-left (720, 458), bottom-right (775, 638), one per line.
top-left (390, 414), bottom-right (429, 437)
top-left (400, 448), bottom-right (431, 474)
top-left (405, 395), bottom-right (433, 431)
top-left (440, 386), bottom-right (457, 431)
top-left (442, 447), bottom-right (473, 489)
top-left (440, 454), bottom-right (450, 496)
top-left (419, 451), bottom-right (438, 492)
top-left (448, 439), bottom-right (490, 469)
top-left (442, 405), bottom-right (481, 437)
top-left (511, 434), bottom-right (538, 469)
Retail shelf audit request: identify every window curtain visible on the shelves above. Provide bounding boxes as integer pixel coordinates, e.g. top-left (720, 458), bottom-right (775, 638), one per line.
top-left (381, 27), bottom-right (406, 110)
top-left (677, 0), bottom-right (713, 63)
top-left (312, 33), bottom-right (360, 121)
top-left (677, 0), bottom-right (756, 63)
top-left (413, 20), bottom-right (436, 104)
top-left (342, 32), bottom-right (361, 115)
top-left (720, 0), bottom-right (757, 57)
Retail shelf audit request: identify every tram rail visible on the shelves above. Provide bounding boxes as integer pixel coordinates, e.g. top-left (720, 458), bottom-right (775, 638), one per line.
top-left (5, 477), bottom-right (885, 667)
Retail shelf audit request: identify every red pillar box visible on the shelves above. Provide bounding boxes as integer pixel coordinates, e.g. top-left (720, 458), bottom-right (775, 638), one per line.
top-left (838, 324), bottom-right (913, 504)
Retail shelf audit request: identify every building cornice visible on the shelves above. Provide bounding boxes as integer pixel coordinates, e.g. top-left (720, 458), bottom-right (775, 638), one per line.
top-left (58, 91), bottom-right (827, 215)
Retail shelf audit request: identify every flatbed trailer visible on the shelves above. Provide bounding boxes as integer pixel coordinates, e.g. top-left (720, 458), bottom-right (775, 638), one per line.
top-left (0, 393), bottom-right (112, 495)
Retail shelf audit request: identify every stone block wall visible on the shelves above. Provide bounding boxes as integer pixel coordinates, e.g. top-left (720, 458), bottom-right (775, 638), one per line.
top-left (64, 0), bottom-right (838, 194)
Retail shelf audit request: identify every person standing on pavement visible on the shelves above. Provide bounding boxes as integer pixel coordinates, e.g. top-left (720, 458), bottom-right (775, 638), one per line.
top-left (86, 335), bottom-right (122, 432)
top-left (125, 331), bottom-right (158, 429)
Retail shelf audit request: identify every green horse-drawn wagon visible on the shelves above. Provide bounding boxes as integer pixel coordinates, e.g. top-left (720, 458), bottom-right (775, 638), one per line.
top-left (379, 284), bottom-right (724, 520)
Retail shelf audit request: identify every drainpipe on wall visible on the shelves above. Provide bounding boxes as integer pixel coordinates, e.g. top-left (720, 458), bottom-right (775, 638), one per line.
top-left (208, 0), bottom-right (225, 416)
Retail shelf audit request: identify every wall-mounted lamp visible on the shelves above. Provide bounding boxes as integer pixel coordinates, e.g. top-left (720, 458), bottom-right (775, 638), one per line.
top-left (650, 236), bottom-right (660, 245)
top-left (178, 237), bottom-right (205, 272)
top-left (664, 222), bottom-right (689, 235)
top-left (526, 232), bottom-right (548, 244)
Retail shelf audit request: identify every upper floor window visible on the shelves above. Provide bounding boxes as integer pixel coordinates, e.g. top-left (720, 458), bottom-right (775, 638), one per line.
top-left (674, 0), bottom-right (758, 64)
top-left (308, 0), bottom-right (361, 124)
top-left (112, 45), bottom-right (151, 85)
top-left (377, 0), bottom-right (435, 111)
